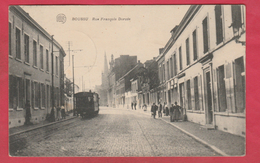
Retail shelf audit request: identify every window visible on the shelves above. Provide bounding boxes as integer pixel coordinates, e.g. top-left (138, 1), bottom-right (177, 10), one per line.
top-left (162, 63), bottom-right (165, 82)
top-left (41, 84), bottom-right (46, 107)
top-left (173, 53), bottom-right (177, 76)
top-left (186, 80), bottom-right (191, 110)
top-left (31, 81), bottom-right (34, 108)
top-left (202, 17), bottom-right (209, 53)
top-left (40, 45), bottom-right (44, 69)
top-left (35, 82), bottom-right (39, 108)
top-left (46, 85), bottom-right (50, 108)
top-left (33, 40), bottom-right (37, 66)
top-left (215, 5), bottom-right (224, 45)
top-left (192, 29), bottom-right (198, 60)
top-left (170, 57), bottom-right (173, 78)
top-left (217, 65), bottom-right (227, 112)
top-left (46, 50), bottom-right (49, 71)
top-left (234, 57), bottom-right (245, 113)
top-left (56, 56), bottom-right (58, 75)
top-left (186, 38), bottom-right (190, 65)
top-left (17, 77), bottom-right (24, 108)
top-left (9, 76), bottom-right (24, 109)
top-left (24, 34), bottom-right (30, 63)
top-left (9, 23), bottom-right (11, 56)
top-left (9, 75), bottom-right (16, 109)
top-left (15, 28), bottom-right (21, 59)
top-left (194, 77), bottom-right (200, 110)
top-left (167, 61), bottom-right (170, 80)
top-left (179, 46), bottom-right (183, 70)
top-left (231, 5), bottom-right (243, 34)
top-left (179, 83), bottom-right (184, 107)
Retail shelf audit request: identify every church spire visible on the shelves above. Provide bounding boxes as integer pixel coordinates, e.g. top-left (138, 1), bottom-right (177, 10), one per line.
top-left (104, 51), bottom-right (109, 74)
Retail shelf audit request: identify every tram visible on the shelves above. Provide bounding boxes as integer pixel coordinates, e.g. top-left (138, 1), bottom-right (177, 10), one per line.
top-left (74, 91), bottom-right (99, 118)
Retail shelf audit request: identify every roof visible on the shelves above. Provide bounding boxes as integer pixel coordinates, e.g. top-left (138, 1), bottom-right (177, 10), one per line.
top-left (156, 5), bottom-right (201, 62)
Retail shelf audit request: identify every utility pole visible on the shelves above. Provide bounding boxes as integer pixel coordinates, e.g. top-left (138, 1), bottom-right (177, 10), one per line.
top-left (51, 35), bottom-right (55, 122)
top-left (72, 55), bottom-right (75, 116)
top-left (66, 41), bottom-right (82, 66)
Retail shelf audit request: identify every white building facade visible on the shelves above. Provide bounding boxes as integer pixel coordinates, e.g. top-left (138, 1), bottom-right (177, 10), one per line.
top-left (161, 5), bottom-right (245, 136)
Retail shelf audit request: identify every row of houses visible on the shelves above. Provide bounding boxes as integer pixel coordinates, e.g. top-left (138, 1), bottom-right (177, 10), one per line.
top-left (8, 6), bottom-right (76, 128)
top-left (101, 5), bottom-right (246, 137)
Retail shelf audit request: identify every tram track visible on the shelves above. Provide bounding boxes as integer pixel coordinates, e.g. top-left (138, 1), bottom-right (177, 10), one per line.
top-left (9, 118), bottom-right (82, 156)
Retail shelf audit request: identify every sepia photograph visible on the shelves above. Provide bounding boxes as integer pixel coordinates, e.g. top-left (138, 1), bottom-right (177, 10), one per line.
top-left (8, 5), bottom-right (246, 157)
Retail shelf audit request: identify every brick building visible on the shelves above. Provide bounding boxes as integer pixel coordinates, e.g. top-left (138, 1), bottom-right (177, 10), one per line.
top-left (9, 6), bottom-right (66, 128)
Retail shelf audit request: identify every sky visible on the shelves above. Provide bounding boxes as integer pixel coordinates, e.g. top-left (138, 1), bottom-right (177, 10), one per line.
top-left (21, 5), bottom-right (190, 91)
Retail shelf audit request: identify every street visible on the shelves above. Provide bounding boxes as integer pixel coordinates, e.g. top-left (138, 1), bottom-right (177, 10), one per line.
top-left (10, 107), bottom-right (220, 156)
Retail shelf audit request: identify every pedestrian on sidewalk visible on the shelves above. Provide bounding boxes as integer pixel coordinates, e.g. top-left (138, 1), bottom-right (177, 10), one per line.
top-left (158, 102), bottom-right (162, 118)
top-left (61, 106), bottom-right (66, 119)
top-left (170, 103), bottom-right (174, 122)
top-left (151, 103), bottom-right (158, 119)
top-left (163, 102), bottom-right (166, 116)
top-left (165, 103), bottom-right (169, 116)
top-left (172, 102), bottom-right (182, 122)
top-left (24, 100), bottom-right (32, 125)
top-left (56, 105), bottom-right (61, 121)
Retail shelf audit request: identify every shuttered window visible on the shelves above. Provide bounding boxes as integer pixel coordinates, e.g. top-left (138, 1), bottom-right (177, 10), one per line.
top-left (186, 80), bottom-right (192, 110)
top-left (215, 5), bottom-right (224, 45)
top-left (15, 28), bottom-right (21, 59)
top-left (24, 34), bottom-right (30, 63)
top-left (202, 17), bottom-right (209, 53)
top-left (179, 47), bottom-right (183, 70)
top-left (186, 38), bottom-right (190, 65)
top-left (194, 76), bottom-right (200, 110)
top-left (192, 29), bottom-right (198, 60)
top-left (234, 57), bottom-right (245, 113)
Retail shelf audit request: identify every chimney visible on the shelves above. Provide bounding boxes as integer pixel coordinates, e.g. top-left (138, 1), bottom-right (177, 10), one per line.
top-left (159, 48), bottom-right (164, 54)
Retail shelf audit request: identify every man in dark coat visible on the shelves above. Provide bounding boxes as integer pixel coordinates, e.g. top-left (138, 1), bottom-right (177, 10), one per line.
top-left (158, 103), bottom-right (162, 118)
top-left (170, 104), bottom-right (174, 122)
top-left (151, 103), bottom-right (158, 119)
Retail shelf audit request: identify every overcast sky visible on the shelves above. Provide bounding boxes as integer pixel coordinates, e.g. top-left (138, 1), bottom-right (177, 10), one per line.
top-left (21, 5), bottom-right (190, 90)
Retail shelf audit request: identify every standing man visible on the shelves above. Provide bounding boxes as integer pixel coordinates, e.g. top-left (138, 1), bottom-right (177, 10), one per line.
top-left (170, 104), bottom-right (174, 122)
top-left (158, 102), bottom-right (162, 118)
top-left (151, 103), bottom-right (158, 119)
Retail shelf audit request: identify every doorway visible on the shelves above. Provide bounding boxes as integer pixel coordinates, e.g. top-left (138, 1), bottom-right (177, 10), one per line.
top-left (204, 69), bottom-right (213, 124)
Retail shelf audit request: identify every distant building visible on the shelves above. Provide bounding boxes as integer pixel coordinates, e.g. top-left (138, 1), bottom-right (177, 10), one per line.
top-left (115, 61), bottom-right (143, 108)
top-left (8, 6), bottom-right (66, 127)
top-left (107, 54), bottom-right (137, 107)
top-left (138, 58), bottom-right (159, 108)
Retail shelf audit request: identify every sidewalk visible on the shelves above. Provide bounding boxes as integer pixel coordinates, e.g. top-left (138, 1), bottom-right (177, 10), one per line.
top-left (129, 108), bottom-right (245, 156)
top-left (9, 112), bottom-right (77, 136)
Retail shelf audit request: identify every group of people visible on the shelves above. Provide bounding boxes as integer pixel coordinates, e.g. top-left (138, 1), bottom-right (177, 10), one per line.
top-left (151, 101), bottom-right (185, 122)
top-left (24, 100), bottom-right (66, 125)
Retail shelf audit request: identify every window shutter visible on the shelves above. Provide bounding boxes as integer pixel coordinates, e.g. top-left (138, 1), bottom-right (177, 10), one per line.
top-left (198, 74), bottom-right (204, 111)
top-left (191, 78), bottom-right (195, 110)
top-left (213, 69), bottom-right (219, 112)
top-left (225, 62), bottom-right (235, 113)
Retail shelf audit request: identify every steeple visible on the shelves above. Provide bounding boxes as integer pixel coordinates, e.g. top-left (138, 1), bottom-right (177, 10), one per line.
top-left (104, 52), bottom-right (109, 74)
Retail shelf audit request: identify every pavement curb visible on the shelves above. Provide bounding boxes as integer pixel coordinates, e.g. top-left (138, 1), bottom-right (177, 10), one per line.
top-left (9, 116), bottom-right (78, 137)
top-left (130, 108), bottom-right (229, 156)
top-left (160, 118), bottom-right (229, 156)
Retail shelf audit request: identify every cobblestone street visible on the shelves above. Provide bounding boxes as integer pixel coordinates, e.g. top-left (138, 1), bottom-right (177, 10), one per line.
top-left (10, 107), bottom-right (220, 156)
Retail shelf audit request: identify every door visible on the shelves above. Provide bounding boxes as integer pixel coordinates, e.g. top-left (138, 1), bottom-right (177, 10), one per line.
top-left (204, 69), bottom-right (213, 124)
